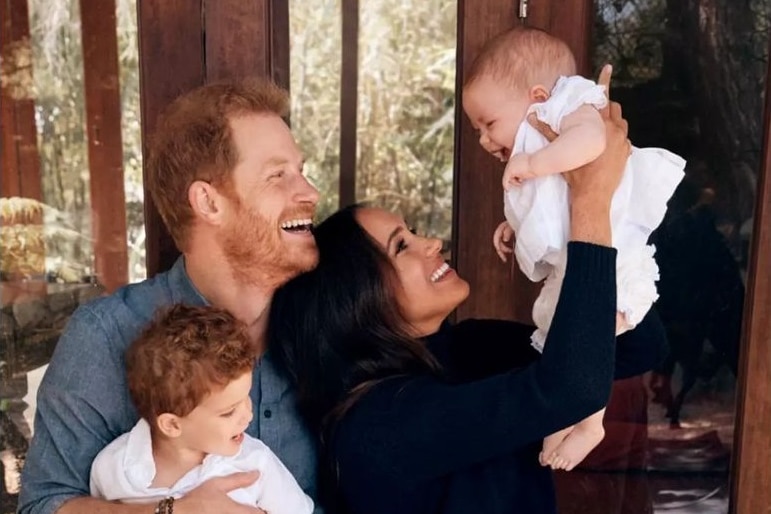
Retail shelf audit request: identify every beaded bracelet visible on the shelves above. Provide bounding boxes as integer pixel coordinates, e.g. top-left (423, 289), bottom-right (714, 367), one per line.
top-left (154, 496), bottom-right (174, 514)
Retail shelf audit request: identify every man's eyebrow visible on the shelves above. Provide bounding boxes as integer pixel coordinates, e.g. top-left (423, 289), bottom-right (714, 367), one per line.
top-left (263, 157), bottom-right (289, 168)
top-left (262, 157), bottom-right (305, 169)
top-left (386, 226), bottom-right (405, 250)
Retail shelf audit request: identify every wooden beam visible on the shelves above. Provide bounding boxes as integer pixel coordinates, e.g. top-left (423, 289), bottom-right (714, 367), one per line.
top-left (137, 0), bottom-right (205, 276)
top-left (0, 0), bottom-right (41, 200)
top-left (453, 0), bottom-right (531, 322)
top-left (730, 35), bottom-right (771, 514)
top-left (526, 0), bottom-right (594, 76)
top-left (138, 0), bottom-right (290, 276)
top-left (79, 0), bottom-right (129, 292)
top-left (339, 0), bottom-right (359, 207)
top-left (204, 0), bottom-right (269, 82)
top-left (269, 0), bottom-right (290, 92)
top-left (452, 0), bottom-right (594, 323)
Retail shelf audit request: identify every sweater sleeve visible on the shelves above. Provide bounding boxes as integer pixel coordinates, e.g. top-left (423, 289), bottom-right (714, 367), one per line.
top-left (334, 242), bottom-right (617, 484)
top-left (443, 319), bottom-right (540, 380)
top-left (446, 308), bottom-right (667, 382)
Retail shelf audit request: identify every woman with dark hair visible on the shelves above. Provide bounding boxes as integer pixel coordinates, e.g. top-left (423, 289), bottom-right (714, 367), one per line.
top-left (268, 100), bottom-right (667, 513)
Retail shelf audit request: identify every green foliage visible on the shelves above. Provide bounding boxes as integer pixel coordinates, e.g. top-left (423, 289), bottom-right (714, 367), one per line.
top-left (290, 0), bottom-right (457, 240)
top-left (28, 0), bottom-right (91, 267)
top-left (23, 0), bottom-right (144, 281)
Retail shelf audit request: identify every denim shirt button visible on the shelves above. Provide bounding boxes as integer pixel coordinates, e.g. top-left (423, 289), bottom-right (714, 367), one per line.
top-left (263, 409), bottom-right (272, 419)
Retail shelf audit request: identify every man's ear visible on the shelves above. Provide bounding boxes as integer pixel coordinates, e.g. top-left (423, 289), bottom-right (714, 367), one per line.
top-left (529, 85), bottom-right (550, 103)
top-left (156, 413), bottom-right (183, 438)
top-left (188, 180), bottom-right (227, 226)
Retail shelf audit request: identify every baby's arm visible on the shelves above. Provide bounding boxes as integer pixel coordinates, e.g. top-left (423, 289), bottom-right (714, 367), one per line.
top-left (505, 105), bottom-right (607, 187)
top-left (531, 104), bottom-right (606, 176)
top-left (492, 220), bottom-right (514, 262)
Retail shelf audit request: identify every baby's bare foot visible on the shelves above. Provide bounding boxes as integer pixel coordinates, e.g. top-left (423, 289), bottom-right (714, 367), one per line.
top-left (540, 427), bottom-right (573, 467)
top-left (548, 423), bottom-right (605, 471)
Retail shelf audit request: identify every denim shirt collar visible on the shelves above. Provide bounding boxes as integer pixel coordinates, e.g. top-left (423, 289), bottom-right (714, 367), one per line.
top-left (168, 256), bottom-right (209, 307)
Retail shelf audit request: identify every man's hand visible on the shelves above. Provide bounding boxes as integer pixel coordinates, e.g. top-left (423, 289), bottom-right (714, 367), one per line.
top-left (492, 221), bottom-right (514, 262)
top-left (175, 471), bottom-right (267, 514)
top-left (502, 153), bottom-right (534, 189)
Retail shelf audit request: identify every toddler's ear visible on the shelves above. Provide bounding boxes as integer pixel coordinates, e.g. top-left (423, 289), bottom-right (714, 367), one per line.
top-left (529, 85), bottom-right (550, 103)
top-left (156, 413), bottom-right (183, 438)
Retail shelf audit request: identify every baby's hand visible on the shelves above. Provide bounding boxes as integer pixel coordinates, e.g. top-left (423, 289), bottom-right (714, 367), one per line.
top-left (502, 153), bottom-right (536, 190)
top-left (492, 221), bottom-right (514, 262)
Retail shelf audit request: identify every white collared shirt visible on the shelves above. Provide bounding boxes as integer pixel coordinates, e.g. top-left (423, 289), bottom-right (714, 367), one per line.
top-left (90, 418), bottom-right (313, 514)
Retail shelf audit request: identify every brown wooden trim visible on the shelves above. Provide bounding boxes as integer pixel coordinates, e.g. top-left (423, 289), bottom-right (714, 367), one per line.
top-left (204, 0), bottom-right (269, 82)
top-left (138, 0), bottom-right (290, 276)
top-left (137, 0), bottom-right (205, 276)
top-left (79, 0), bottom-right (129, 292)
top-left (730, 36), bottom-right (771, 514)
top-left (339, 0), bottom-right (359, 207)
top-left (269, 0), bottom-right (290, 92)
top-left (453, 0), bottom-right (522, 322)
top-left (0, 0), bottom-right (41, 200)
top-left (452, 0), bottom-right (594, 323)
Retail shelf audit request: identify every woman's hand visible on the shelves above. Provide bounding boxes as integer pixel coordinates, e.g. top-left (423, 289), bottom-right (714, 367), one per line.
top-left (564, 65), bottom-right (628, 205)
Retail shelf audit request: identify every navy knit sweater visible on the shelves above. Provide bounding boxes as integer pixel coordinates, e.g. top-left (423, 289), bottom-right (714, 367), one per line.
top-left (328, 243), bottom-right (667, 514)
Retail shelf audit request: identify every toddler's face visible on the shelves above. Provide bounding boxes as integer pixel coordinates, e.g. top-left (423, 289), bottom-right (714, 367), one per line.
top-left (462, 75), bottom-right (530, 162)
top-left (176, 371), bottom-right (254, 458)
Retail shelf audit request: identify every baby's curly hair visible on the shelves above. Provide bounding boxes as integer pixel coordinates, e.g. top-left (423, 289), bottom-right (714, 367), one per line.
top-left (126, 304), bottom-right (257, 424)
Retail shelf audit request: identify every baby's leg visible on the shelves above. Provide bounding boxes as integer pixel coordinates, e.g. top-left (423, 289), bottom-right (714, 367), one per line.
top-left (540, 426), bottom-right (574, 467)
top-left (616, 311), bottom-right (631, 336)
top-left (546, 408), bottom-right (606, 471)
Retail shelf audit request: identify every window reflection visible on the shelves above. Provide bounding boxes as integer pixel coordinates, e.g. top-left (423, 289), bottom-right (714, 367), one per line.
top-left (0, 0), bottom-right (142, 511)
top-left (553, 1), bottom-right (770, 513)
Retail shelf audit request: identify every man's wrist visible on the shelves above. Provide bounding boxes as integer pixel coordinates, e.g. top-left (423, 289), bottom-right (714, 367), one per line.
top-left (155, 497), bottom-right (175, 514)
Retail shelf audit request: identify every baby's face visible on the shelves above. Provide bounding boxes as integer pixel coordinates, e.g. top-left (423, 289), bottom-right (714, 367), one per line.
top-left (462, 75), bottom-right (530, 162)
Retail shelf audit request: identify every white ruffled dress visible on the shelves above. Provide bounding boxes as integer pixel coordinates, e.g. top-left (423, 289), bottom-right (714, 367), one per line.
top-left (503, 75), bottom-right (685, 351)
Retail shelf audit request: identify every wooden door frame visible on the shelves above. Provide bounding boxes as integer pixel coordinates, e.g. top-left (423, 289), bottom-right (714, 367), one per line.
top-left (729, 34), bottom-right (771, 514)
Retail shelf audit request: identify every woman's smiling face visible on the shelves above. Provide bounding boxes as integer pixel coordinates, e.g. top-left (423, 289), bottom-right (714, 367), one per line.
top-left (355, 207), bottom-right (470, 336)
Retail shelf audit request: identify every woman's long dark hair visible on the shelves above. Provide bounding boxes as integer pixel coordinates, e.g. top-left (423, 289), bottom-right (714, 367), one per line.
top-left (269, 204), bottom-right (441, 434)
top-left (268, 205), bottom-right (443, 509)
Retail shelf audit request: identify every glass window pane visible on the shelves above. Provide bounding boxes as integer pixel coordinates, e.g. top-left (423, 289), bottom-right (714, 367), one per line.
top-left (290, 0), bottom-right (457, 245)
top-left (289, 0), bottom-right (343, 222)
top-left (0, 1), bottom-right (142, 509)
top-left (554, 2), bottom-right (771, 513)
top-left (356, 0), bottom-right (457, 243)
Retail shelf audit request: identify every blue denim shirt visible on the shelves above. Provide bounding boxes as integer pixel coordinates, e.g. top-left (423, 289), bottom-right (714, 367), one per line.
top-left (18, 258), bottom-right (319, 514)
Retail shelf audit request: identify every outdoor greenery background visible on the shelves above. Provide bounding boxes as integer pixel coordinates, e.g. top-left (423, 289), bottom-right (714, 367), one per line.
top-left (2, 1), bottom-right (771, 513)
top-left (2, 0), bottom-right (770, 284)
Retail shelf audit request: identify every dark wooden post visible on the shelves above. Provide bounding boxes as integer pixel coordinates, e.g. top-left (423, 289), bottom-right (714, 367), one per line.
top-left (80, 0), bottom-right (129, 292)
top-left (136, 0), bottom-right (205, 276)
top-left (452, 0), bottom-right (593, 322)
top-left (453, 0), bottom-right (524, 322)
top-left (0, 0), bottom-right (42, 200)
top-left (137, 0), bottom-right (289, 276)
top-left (339, 0), bottom-right (359, 207)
